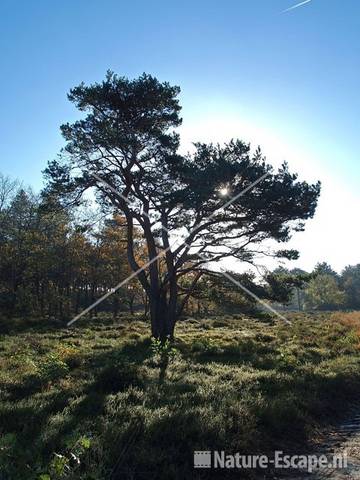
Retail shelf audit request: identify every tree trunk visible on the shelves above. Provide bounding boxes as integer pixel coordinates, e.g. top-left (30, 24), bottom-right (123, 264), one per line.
top-left (113, 295), bottom-right (119, 319)
top-left (296, 287), bottom-right (302, 311)
top-left (149, 292), bottom-right (177, 341)
top-left (144, 295), bottom-right (149, 316)
top-left (129, 296), bottom-right (135, 315)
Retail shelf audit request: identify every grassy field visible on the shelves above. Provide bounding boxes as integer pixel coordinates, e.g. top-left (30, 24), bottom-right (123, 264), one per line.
top-left (1, 311), bottom-right (360, 479)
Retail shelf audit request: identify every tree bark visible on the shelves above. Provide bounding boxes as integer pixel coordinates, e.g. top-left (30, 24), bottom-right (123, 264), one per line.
top-left (149, 292), bottom-right (176, 341)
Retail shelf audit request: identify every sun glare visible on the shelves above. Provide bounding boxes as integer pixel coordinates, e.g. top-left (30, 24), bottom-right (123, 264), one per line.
top-left (219, 187), bottom-right (229, 196)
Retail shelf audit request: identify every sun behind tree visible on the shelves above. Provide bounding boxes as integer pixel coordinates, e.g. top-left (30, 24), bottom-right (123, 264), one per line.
top-left (44, 72), bottom-right (321, 339)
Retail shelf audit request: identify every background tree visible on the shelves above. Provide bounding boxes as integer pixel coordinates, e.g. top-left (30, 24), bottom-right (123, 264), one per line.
top-left (313, 261), bottom-right (338, 277)
top-left (305, 273), bottom-right (346, 310)
top-left (0, 181), bottom-right (144, 322)
top-left (179, 271), bottom-right (260, 316)
top-left (44, 72), bottom-right (321, 339)
top-left (268, 267), bottom-right (312, 311)
top-left (0, 173), bottom-right (20, 215)
top-left (92, 215), bottom-right (143, 317)
top-left (341, 264), bottom-right (360, 310)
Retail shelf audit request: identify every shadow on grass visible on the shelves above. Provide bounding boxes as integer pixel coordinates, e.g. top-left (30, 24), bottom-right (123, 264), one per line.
top-left (0, 337), bottom-right (152, 477)
top-left (0, 312), bottom-right (137, 337)
top-left (39, 338), bottom-right (151, 452)
top-left (182, 338), bottom-right (278, 370)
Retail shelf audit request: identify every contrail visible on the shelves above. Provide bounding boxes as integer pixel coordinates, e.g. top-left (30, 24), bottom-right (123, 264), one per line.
top-left (281, 0), bottom-right (312, 13)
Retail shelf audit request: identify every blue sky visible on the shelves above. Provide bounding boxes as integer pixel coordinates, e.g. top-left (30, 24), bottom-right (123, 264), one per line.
top-left (0, 0), bottom-right (359, 271)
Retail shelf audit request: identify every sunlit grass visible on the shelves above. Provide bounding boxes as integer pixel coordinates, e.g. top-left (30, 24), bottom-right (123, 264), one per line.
top-left (1, 312), bottom-right (360, 479)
